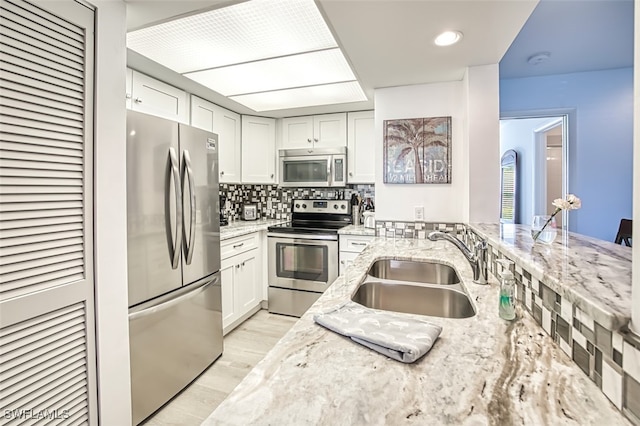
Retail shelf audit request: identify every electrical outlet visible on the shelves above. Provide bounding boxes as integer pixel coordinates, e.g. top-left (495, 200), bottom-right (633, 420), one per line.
top-left (415, 206), bottom-right (424, 221)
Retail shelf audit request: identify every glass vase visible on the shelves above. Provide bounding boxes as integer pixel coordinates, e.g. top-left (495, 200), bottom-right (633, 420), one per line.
top-left (531, 215), bottom-right (557, 244)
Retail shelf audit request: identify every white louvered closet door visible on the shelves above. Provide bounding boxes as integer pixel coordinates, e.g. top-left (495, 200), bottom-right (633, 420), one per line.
top-left (0, 0), bottom-right (97, 424)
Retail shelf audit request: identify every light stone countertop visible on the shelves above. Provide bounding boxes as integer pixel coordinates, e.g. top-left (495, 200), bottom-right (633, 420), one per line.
top-left (203, 237), bottom-right (629, 425)
top-left (470, 223), bottom-right (632, 330)
top-left (219, 219), bottom-right (287, 241)
top-left (338, 224), bottom-right (376, 236)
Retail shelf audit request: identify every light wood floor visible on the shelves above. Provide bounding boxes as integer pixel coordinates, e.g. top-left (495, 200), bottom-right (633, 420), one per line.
top-left (143, 309), bottom-right (297, 426)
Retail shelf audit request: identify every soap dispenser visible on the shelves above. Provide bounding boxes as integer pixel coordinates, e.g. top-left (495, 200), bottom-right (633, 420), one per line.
top-left (496, 259), bottom-right (516, 320)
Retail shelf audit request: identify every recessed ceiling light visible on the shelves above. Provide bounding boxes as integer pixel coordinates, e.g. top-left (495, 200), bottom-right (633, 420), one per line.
top-left (434, 30), bottom-right (463, 47)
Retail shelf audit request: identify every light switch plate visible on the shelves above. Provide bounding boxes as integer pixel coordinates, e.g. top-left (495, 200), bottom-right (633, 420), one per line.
top-left (414, 206), bottom-right (424, 221)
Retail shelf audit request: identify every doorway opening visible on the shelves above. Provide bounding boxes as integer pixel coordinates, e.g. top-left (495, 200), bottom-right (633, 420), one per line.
top-left (499, 111), bottom-right (570, 230)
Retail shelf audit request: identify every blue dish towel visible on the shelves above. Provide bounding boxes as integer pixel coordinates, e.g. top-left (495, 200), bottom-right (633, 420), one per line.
top-left (313, 301), bottom-right (442, 363)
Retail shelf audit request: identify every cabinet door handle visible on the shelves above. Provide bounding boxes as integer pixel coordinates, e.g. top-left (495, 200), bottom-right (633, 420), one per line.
top-left (340, 260), bottom-right (345, 264)
top-left (241, 261), bottom-right (246, 267)
top-left (233, 243), bottom-right (244, 249)
top-left (351, 242), bottom-right (368, 246)
top-left (125, 93), bottom-right (131, 99)
top-left (220, 171), bottom-right (225, 176)
top-left (270, 174), bottom-right (274, 178)
top-left (134, 97), bottom-right (142, 103)
top-left (313, 138), bottom-right (318, 143)
top-left (307, 138), bottom-right (312, 143)
top-left (349, 172), bottom-right (353, 176)
top-left (236, 264), bottom-right (241, 269)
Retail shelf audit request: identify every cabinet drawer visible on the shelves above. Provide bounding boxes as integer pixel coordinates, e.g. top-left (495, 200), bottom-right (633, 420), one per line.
top-left (339, 235), bottom-right (373, 253)
top-left (221, 232), bottom-right (259, 260)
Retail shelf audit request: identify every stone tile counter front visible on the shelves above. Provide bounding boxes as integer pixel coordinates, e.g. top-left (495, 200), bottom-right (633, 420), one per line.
top-left (468, 224), bottom-right (638, 421)
top-left (204, 238), bottom-right (630, 425)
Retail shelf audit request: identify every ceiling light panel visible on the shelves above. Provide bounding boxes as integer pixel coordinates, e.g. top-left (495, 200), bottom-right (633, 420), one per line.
top-left (229, 81), bottom-right (367, 111)
top-left (126, 0), bottom-right (338, 74)
top-left (183, 48), bottom-right (356, 96)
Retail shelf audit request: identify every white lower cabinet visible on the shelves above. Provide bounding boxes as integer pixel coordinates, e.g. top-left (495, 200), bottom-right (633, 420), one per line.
top-left (221, 233), bottom-right (262, 335)
top-left (339, 234), bottom-right (374, 275)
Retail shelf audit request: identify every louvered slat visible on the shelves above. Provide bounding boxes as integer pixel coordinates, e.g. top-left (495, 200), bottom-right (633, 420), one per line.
top-left (0, 303), bottom-right (88, 422)
top-left (1, 116), bottom-right (84, 137)
top-left (1, 258), bottom-right (84, 284)
top-left (2, 203), bottom-right (83, 218)
top-left (0, 97), bottom-right (83, 122)
top-left (1, 1), bottom-right (84, 46)
top-left (0, 341), bottom-right (84, 387)
top-left (0, 139), bottom-right (83, 157)
top-left (0, 82), bottom-right (83, 110)
top-left (0, 208), bottom-right (83, 220)
top-left (0, 106), bottom-right (84, 130)
top-left (0, 215), bottom-right (82, 230)
top-left (1, 47), bottom-right (84, 88)
top-left (0, 221), bottom-right (81, 238)
top-left (0, 192), bottom-right (83, 204)
top-left (0, 24), bottom-right (83, 65)
top-left (0, 251), bottom-right (83, 276)
top-left (0, 15), bottom-right (84, 60)
top-left (0, 33), bottom-right (84, 72)
top-left (1, 235), bottom-right (82, 258)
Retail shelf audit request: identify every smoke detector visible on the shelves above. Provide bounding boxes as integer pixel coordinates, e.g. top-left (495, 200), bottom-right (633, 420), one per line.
top-left (527, 52), bottom-right (551, 65)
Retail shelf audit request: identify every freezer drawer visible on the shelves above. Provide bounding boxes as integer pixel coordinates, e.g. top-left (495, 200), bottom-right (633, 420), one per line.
top-left (129, 273), bottom-right (222, 425)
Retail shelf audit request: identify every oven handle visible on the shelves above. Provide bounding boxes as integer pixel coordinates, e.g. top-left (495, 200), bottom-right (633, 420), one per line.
top-left (267, 232), bottom-right (338, 241)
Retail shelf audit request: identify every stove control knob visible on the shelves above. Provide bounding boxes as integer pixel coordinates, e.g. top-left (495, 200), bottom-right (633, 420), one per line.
top-left (302, 204), bottom-right (307, 209)
top-left (341, 204), bottom-right (346, 209)
top-left (295, 203), bottom-right (300, 209)
top-left (333, 204), bottom-right (338, 209)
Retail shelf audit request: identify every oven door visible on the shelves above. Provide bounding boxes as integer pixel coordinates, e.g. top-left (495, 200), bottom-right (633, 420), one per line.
top-left (268, 234), bottom-right (338, 292)
top-left (279, 155), bottom-right (331, 187)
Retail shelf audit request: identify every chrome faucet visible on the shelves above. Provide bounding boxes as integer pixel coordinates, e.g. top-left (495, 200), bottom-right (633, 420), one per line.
top-left (428, 231), bottom-right (488, 284)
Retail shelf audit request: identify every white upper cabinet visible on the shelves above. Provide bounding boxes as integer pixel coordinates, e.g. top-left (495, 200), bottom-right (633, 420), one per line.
top-left (242, 115), bottom-right (276, 184)
top-left (190, 95), bottom-right (216, 131)
top-left (347, 110), bottom-right (375, 183)
top-left (191, 96), bottom-right (242, 183)
top-left (215, 107), bottom-right (242, 183)
top-left (127, 68), bottom-right (189, 124)
top-left (281, 113), bottom-right (347, 150)
top-left (280, 116), bottom-right (313, 149)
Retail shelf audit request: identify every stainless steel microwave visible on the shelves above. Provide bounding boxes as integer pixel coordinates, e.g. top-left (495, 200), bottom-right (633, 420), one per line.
top-left (279, 147), bottom-right (347, 187)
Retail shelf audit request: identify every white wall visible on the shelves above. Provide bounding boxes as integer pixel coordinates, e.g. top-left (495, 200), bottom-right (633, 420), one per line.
top-left (374, 65), bottom-right (500, 224)
top-left (93, 0), bottom-right (132, 423)
top-left (375, 82), bottom-right (465, 222)
top-left (465, 64), bottom-right (500, 223)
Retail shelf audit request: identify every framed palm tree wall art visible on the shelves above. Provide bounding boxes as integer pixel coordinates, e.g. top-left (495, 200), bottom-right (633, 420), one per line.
top-left (383, 116), bottom-right (452, 184)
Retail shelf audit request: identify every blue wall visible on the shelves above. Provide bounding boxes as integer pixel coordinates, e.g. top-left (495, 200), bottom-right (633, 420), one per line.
top-left (500, 67), bottom-right (634, 242)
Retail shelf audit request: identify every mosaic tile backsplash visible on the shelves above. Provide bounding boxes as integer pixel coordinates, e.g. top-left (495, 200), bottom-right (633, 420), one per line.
top-left (219, 184), bottom-right (375, 222)
top-left (463, 228), bottom-right (640, 425)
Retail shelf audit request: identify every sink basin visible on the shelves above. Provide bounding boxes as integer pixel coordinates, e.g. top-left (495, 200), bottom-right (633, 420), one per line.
top-left (351, 282), bottom-right (476, 318)
top-left (367, 259), bottom-right (460, 285)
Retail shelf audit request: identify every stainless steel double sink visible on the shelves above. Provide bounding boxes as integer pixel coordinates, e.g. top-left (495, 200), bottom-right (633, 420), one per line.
top-left (351, 259), bottom-right (476, 318)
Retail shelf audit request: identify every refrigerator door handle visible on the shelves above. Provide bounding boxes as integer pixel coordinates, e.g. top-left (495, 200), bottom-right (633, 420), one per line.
top-left (167, 147), bottom-right (182, 269)
top-left (129, 276), bottom-right (218, 321)
top-left (182, 149), bottom-right (197, 265)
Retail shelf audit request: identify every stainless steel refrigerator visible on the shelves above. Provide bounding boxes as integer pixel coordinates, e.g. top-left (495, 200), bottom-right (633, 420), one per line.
top-left (126, 110), bottom-right (222, 425)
